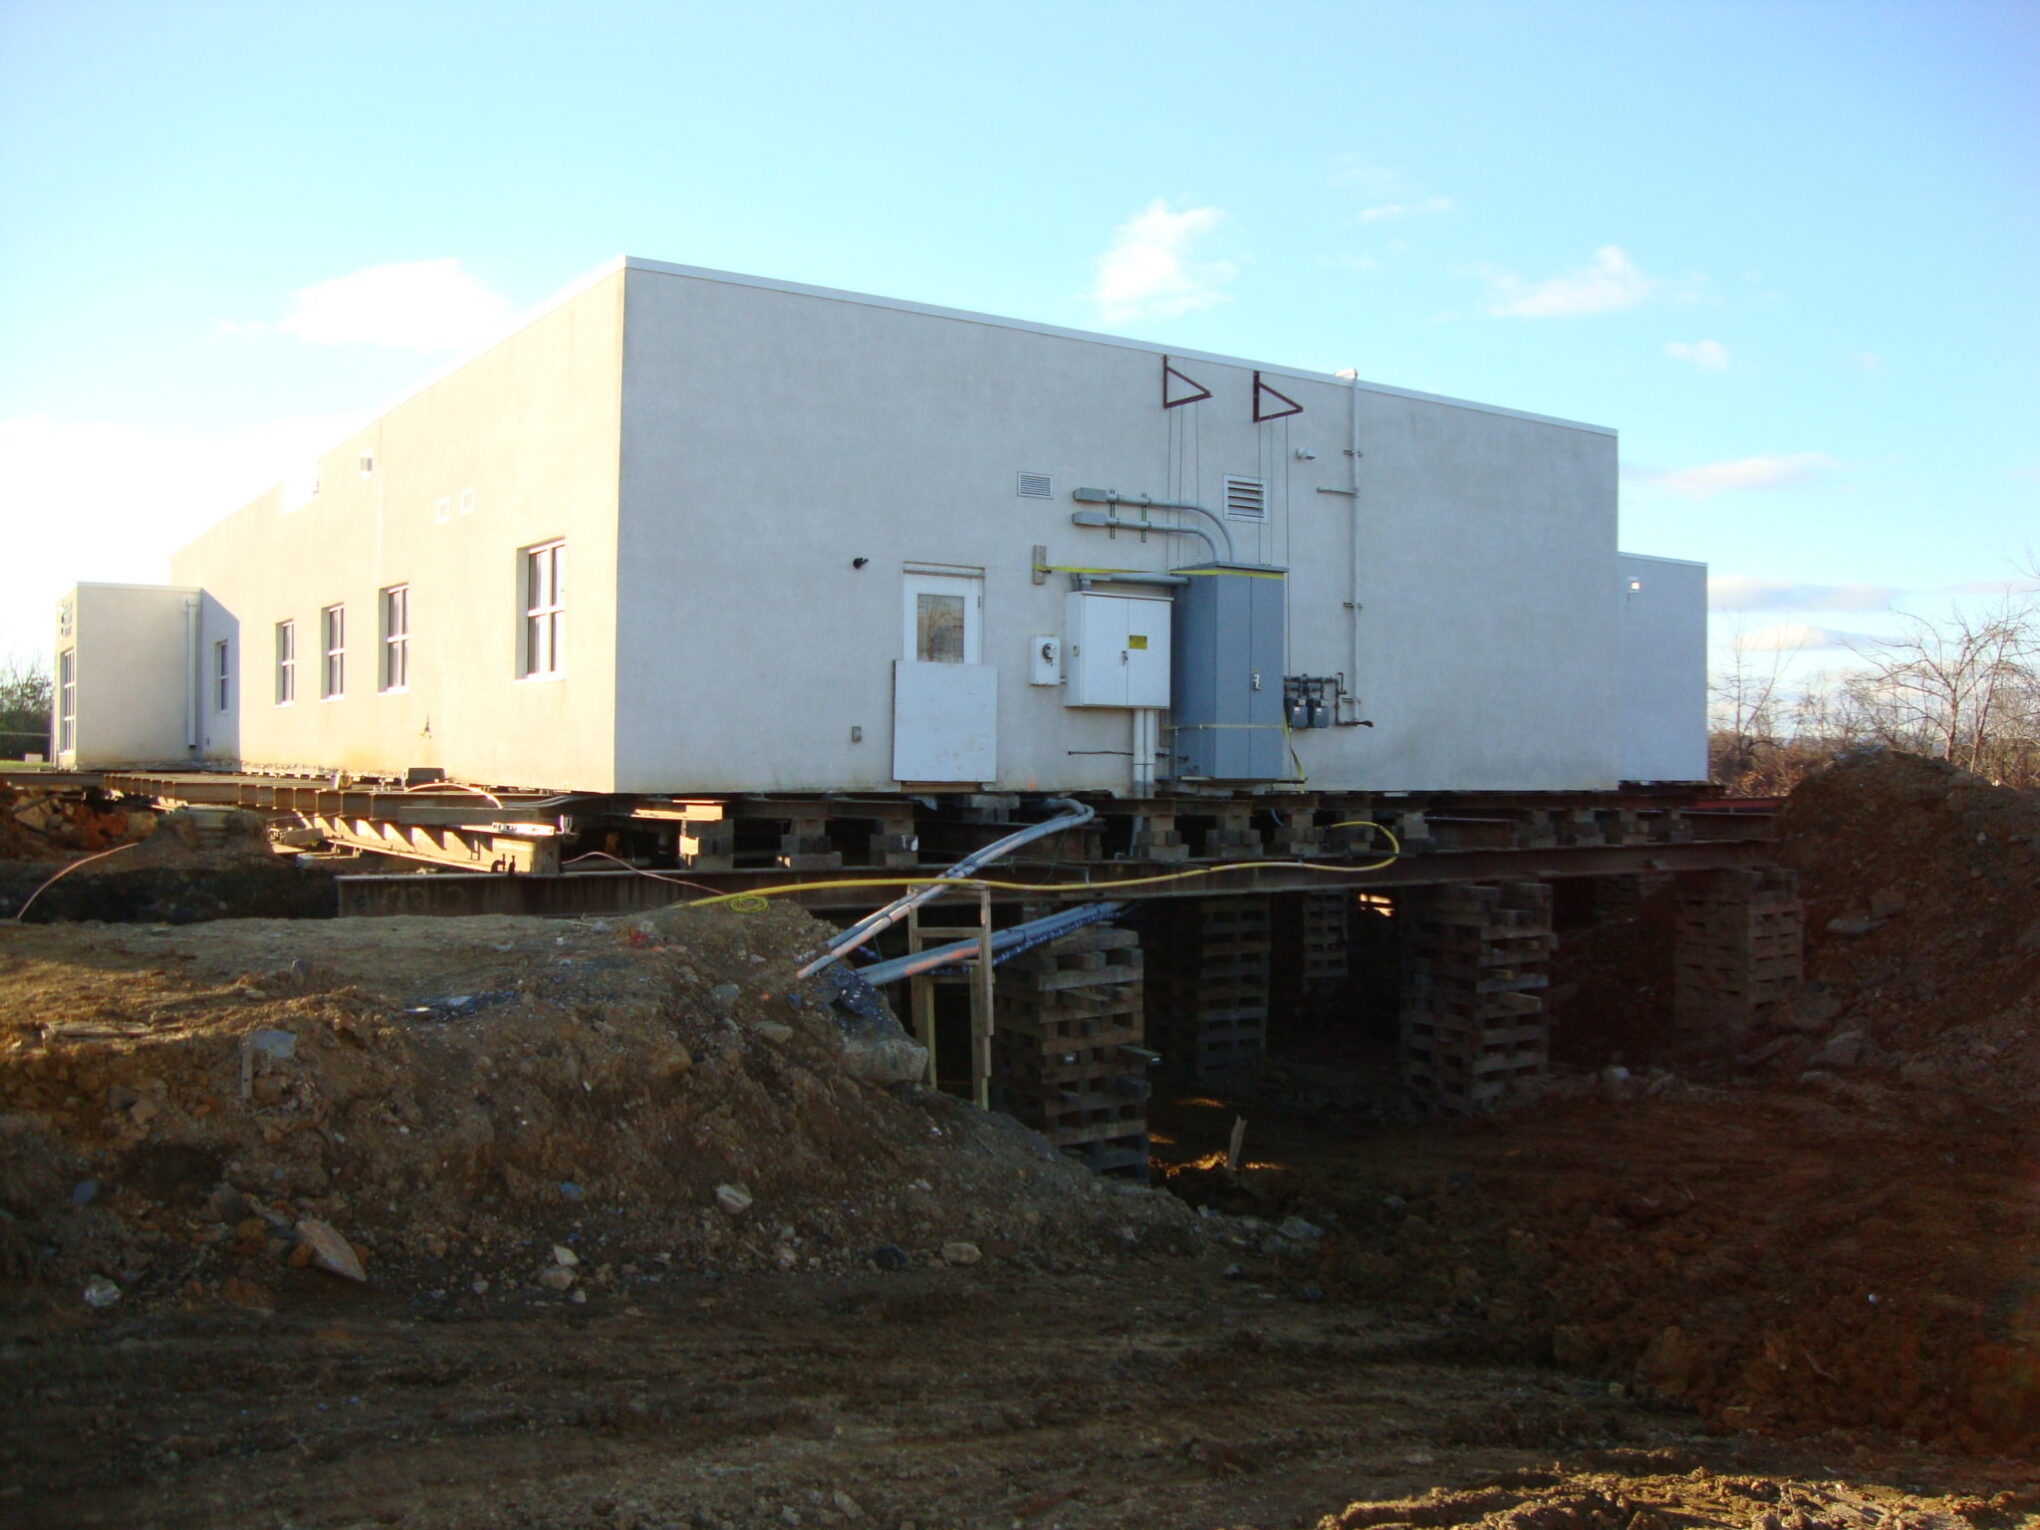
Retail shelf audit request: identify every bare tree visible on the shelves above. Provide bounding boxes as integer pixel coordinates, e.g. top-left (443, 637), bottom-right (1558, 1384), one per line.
top-left (1841, 599), bottom-right (2039, 785)
top-left (1707, 576), bottom-right (2040, 793)
top-left (0, 652), bottom-right (53, 760)
top-left (1708, 621), bottom-right (1803, 792)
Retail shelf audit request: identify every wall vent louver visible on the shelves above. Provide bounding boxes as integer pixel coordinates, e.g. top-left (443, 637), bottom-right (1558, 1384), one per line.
top-left (1223, 475), bottom-right (1268, 521)
top-left (1016, 472), bottom-right (1053, 499)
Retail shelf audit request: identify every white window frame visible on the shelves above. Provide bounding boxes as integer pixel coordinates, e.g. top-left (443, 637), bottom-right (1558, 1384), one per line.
top-left (901, 570), bottom-right (982, 665)
top-left (521, 540), bottom-right (565, 679)
top-left (275, 621), bottom-right (296, 705)
top-left (214, 639), bottom-right (231, 713)
top-left (380, 584), bottom-right (410, 692)
top-left (321, 604), bottom-right (346, 699)
top-left (57, 649), bottom-right (75, 754)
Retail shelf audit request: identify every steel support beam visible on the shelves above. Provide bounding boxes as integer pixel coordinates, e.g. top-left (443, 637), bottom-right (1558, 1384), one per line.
top-left (315, 815), bottom-right (561, 875)
top-left (335, 836), bottom-right (1774, 918)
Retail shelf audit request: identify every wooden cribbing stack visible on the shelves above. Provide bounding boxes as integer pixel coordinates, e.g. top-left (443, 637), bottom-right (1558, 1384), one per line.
top-left (990, 923), bottom-right (1152, 1176)
top-left (1396, 881), bottom-right (1553, 1112)
top-left (1144, 896), bottom-right (1273, 1082)
top-left (1672, 866), bottom-right (1803, 1041)
top-left (1272, 890), bottom-right (1351, 1013)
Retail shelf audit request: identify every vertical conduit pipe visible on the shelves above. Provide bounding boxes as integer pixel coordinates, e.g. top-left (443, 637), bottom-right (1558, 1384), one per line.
top-left (1343, 373), bottom-right (1364, 723)
top-left (183, 595), bottom-right (201, 751)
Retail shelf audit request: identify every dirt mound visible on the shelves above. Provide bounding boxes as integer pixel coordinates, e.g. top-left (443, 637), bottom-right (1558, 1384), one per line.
top-left (1770, 750), bottom-right (2040, 1096)
top-left (1315, 1457), bottom-right (2030, 1530)
top-left (1, 783), bottom-right (155, 860)
top-left (1164, 755), bottom-right (2040, 1456)
top-left (0, 901), bottom-right (1202, 1317)
top-left (0, 804), bottom-right (330, 924)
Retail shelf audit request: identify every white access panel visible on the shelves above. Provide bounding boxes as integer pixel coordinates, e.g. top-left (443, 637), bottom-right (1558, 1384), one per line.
top-left (892, 660), bottom-right (998, 782)
top-left (1063, 592), bottom-right (1172, 708)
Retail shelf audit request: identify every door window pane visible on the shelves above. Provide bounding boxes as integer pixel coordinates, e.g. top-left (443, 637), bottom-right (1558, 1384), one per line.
top-left (916, 593), bottom-right (966, 663)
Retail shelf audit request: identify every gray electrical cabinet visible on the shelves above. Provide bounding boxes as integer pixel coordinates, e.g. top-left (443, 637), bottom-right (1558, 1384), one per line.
top-left (1167, 562), bottom-right (1288, 781)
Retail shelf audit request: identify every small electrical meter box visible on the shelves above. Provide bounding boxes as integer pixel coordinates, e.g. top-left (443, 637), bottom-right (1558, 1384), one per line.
top-left (1063, 591), bottom-right (1172, 708)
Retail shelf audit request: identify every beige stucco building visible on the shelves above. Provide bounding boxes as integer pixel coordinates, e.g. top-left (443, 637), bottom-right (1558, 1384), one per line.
top-left (53, 257), bottom-right (1706, 796)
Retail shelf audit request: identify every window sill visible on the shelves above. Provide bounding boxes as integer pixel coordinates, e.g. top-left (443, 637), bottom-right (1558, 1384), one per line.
top-left (517, 671), bottom-right (566, 684)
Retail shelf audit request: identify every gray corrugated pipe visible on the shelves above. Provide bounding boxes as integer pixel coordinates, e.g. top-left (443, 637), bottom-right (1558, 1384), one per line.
top-left (854, 900), bottom-right (1127, 987)
top-left (794, 796), bottom-right (1096, 978)
top-left (1071, 488), bottom-right (1236, 562)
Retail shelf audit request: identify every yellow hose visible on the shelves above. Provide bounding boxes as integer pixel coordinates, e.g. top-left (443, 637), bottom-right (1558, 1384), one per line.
top-left (679, 821), bottom-right (1401, 910)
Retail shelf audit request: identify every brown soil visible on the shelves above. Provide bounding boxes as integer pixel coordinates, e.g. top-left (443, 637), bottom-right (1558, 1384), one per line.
top-left (1, 781), bottom-right (157, 860)
top-left (4, 751), bottom-right (2039, 1528)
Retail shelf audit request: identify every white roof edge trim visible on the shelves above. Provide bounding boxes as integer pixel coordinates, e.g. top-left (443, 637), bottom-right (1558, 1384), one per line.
top-left (1617, 552), bottom-right (1709, 569)
top-left (619, 256), bottom-right (1618, 438)
top-left (67, 581), bottom-right (204, 595)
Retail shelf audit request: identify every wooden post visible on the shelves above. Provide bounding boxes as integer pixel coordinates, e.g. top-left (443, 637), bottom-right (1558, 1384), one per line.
top-left (907, 906), bottom-right (938, 1087)
top-left (972, 883), bottom-right (994, 1109)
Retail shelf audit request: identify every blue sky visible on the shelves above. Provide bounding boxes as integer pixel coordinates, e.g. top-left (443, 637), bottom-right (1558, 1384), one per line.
top-left (2, 0), bottom-right (2034, 678)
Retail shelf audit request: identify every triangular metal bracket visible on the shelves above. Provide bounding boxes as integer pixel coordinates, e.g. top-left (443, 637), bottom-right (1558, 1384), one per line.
top-left (1162, 356), bottom-right (1212, 410)
top-left (1252, 370), bottom-right (1303, 422)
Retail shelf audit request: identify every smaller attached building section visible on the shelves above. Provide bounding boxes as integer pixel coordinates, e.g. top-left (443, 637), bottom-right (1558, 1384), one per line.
top-left (52, 584), bottom-right (204, 770)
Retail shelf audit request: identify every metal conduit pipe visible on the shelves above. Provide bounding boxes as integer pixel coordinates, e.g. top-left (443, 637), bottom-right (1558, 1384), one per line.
top-left (795, 796), bottom-right (1097, 978)
top-left (1068, 571), bottom-right (1191, 590)
top-left (1069, 510), bottom-right (1220, 561)
top-left (1070, 488), bottom-right (1237, 562)
top-left (182, 596), bottom-right (200, 752)
top-left (855, 900), bottom-right (1127, 988)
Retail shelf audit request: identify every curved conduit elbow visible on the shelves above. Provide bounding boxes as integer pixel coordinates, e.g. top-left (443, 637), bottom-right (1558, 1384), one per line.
top-left (794, 797), bottom-right (1096, 978)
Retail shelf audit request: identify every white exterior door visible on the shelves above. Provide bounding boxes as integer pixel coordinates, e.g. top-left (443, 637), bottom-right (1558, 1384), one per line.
top-left (894, 570), bottom-right (996, 782)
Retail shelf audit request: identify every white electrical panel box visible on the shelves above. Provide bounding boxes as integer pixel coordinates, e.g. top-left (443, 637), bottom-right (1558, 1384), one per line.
top-left (1063, 591), bottom-right (1172, 708)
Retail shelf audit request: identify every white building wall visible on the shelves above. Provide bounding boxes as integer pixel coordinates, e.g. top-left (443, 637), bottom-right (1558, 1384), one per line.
top-left (613, 260), bottom-right (1623, 795)
top-left (1617, 552), bottom-right (1710, 782)
top-left (168, 270), bottom-right (628, 790)
top-left (53, 583), bottom-right (201, 768)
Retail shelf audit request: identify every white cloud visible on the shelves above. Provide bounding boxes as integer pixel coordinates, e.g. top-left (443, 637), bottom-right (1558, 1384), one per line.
top-left (1850, 353), bottom-right (1886, 374)
top-left (1665, 339), bottom-right (1730, 372)
top-left (1093, 200), bottom-right (1236, 324)
top-left (1708, 576), bottom-right (1897, 613)
top-left (1942, 577), bottom-right (2040, 596)
top-left (0, 413), bottom-right (357, 660)
top-left (1482, 245), bottom-right (1661, 318)
top-left (1623, 452), bottom-right (1841, 500)
top-left (1356, 196), bottom-right (1455, 221)
top-left (271, 259), bottom-right (519, 352)
top-left (1731, 623), bottom-right (1870, 653)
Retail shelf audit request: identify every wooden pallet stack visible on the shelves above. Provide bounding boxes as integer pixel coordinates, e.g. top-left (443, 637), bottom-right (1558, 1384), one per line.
top-left (1396, 881), bottom-right (1553, 1112)
top-left (1144, 897), bottom-right (1273, 1082)
top-left (1672, 867), bottom-right (1803, 1040)
top-left (1271, 891), bottom-right (1351, 1014)
top-left (990, 924), bottom-right (1150, 1175)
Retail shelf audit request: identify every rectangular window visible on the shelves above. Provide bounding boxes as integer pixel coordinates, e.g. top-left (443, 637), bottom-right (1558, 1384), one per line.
top-left (321, 604), bottom-right (346, 698)
top-left (214, 639), bottom-right (230, 712)
top-left (380, 584), bottom-right (410, 691)
top-left (521, 540), bottom-right (564, 678)
top-left (275, 621), bottom-right (296, 704)
top-left (57, 650), bottom-right (75, 754)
